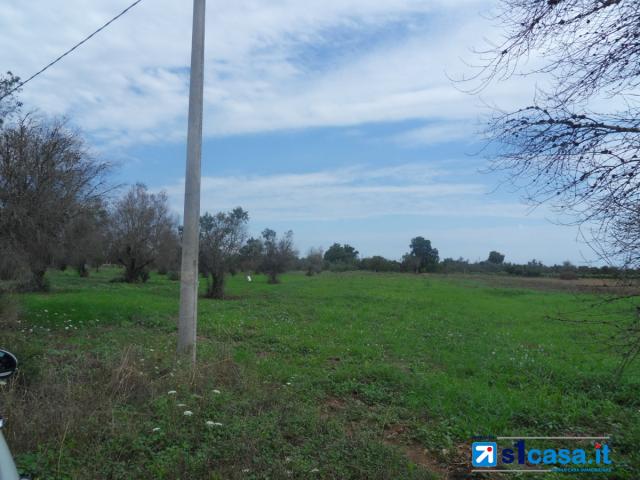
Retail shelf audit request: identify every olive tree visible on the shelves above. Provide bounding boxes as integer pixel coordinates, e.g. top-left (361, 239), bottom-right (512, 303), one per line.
top-left (108, 184), bottom-right (177, 283)
top-left (199, 207), bottom-right (249, 299)
top-left (0, 116), bottom-right (109, 290)
top-left (304, 247), bottom-right (324, 276)
top-left (260, 229), bottom-right (297, 284)
top-left (154, 226), bottom-right (181, 276)
top-left (238, 237), bottom-right (264, 273)
top-left (58, 199), bottom-right (110, 276)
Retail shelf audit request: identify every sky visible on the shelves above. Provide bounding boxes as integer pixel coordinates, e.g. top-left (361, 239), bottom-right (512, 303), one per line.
top-left (0, 0), bottom-right (598, 264)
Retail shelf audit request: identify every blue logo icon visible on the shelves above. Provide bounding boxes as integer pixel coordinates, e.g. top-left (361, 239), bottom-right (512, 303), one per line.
top-left (472, 442), bottom-right (497, 467)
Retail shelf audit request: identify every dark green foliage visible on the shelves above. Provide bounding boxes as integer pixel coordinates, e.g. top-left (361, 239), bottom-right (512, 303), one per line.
top-left (487, 251), bottom-right (505, 264)
top-left (323, 243), bottom-right (359, 266)
top-left (403, 237), bottom-right (439, 273)
top-left (505, 259), bottom-right (544, 277)
top-left (359, 256), bottom-right (401, 272)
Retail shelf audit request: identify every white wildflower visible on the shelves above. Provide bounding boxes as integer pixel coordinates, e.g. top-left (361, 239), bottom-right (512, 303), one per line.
top-left (167, 390), bottom-right (177, 395)
top-left (183, 410), bottom-right (193, 416)
top-left (152, 427), bottom-right (161, 432)
top-left (212, 389), bottom-right (221, 395)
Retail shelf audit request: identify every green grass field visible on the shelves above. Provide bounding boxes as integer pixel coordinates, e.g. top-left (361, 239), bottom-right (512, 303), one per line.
top-left (1, 269), bottom-right (638, 479)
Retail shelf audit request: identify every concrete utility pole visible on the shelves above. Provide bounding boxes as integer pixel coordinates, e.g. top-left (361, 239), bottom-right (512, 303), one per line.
top-left (178, 0), bottom-right (206, 363)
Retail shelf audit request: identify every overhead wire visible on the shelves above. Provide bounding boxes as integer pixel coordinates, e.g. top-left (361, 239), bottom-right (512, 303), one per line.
top-left (0, 0), bottom-right (144, 101)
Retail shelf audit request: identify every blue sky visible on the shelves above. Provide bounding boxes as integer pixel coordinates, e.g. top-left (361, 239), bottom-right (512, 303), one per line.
top-left (0, 0), bottom-right (596, 264)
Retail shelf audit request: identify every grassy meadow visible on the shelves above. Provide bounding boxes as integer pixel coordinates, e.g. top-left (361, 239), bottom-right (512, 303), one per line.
top-left (1, 269), bottom-right (638, 479)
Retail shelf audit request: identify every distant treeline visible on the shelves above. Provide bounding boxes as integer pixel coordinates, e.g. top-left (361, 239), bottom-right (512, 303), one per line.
top-left (298, 242), bottom-right (626, 279)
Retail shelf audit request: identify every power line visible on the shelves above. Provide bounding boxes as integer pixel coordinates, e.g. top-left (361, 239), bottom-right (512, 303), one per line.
top-left (0, 0), bottom-right (144, 102)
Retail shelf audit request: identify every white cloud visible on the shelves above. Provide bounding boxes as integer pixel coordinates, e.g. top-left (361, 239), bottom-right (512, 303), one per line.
top-left (160, 162), bottom-right (539, 222)
top-left (0, 1), bottom-right (601, 264)
top-left (392, 121), bottom-right (478, 146)
top-left (0, 0), bottom-right (538, 147)
top-left (154, 162), bottom-right (596, 263)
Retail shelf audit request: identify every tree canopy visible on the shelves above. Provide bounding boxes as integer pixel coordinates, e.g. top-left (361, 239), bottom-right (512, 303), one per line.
top-left (0, 117), bottom-right (109, 290)
top-left (260, 229), bottom-right (297, 284)
top-left (473, 0), bottom-right (640, 268)
top-left (108, 184), bottom-right (176, 283)
top-left (324, 243), bottom-right (359, 265)
top-left (404, 237), bottom-right (439, 273)
top-left (199, 207), bottom-right (249, 298)
top-left (487, 251), bottom-right (506, 264)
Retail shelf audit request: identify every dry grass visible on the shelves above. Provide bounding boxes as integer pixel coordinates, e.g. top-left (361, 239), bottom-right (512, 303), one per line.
top-left (441, 273), bottom-right (640, 295)
top-left (0, 341), bottom-right (244, 468)
top-left (0, 294), bottom-right (21, 330)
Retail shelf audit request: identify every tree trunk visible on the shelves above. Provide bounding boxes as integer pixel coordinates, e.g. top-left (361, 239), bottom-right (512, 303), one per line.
top-left (124, 260), bottom-right (148, 283)
top-left (76, 260), bottom-right (89, 277)
top-left (27, 269), bottom-right (49, 292)
top-left (124, 260), bottom-right (138, 283)
top-left (206, 270), bottom-right (225, 299)
top-left (267, 271), bottom-right (279, 284)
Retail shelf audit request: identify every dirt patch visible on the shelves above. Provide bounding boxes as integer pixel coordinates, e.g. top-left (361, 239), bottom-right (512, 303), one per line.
top-left (381, 425), bottom-right (451, 479)
top-left (327, 356), bottom-right (342, 369)
top-left (442, 273), bottom-right (640, 295)
top-left (320, 396), bottom-right (347, 421)
top-left (320, 401), bottom-right (470, 478)
top-left (324, 396), bottom-right (347, 411)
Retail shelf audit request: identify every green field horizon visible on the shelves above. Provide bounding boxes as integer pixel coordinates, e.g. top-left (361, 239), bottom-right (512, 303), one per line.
top-left (1, 269), bottom-right (638, 479)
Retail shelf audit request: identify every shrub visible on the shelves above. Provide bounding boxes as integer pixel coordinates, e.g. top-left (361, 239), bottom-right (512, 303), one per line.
top-left (559, 271), bottom-right (578, 280)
